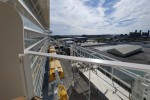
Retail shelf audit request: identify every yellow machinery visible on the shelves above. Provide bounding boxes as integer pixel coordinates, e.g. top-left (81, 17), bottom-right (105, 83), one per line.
top-left (49, 60), bottom-right (65, 82)
top-left (52, 67), bottom-right (68, 100)
top-left (49, 48), bottom-right (56, 54)
top-left (49, 46), bottom-right (65, 82)
top-left (49, 46), bottom-right (56, 61)
top-left (49, 46), bottom-right (56, 54)
top-left (48, 46), bottom-right (68, 100)
top-left (58, 84), bottom-right (68, 100)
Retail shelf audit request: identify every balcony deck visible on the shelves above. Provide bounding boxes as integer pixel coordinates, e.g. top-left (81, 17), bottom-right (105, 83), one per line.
top-left (81, 69), bottom-right (130, 100)
top-left (60, 59), bottom-right (130, 100)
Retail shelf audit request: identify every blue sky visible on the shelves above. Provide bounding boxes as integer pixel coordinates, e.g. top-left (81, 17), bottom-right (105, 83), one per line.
top-left (50, 0), bottom-right (150, 35)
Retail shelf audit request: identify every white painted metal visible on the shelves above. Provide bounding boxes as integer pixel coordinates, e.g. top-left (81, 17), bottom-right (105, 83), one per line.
top-left (21, 54), bottom-right (35, 99)
top-left (0, 2), bottom-right (25, 100)
top-left (89, 64), bottom-right (91, 100)
top-left (98, 65), bottom-right (131, 88)
top-left (25, 51), bottom-right (150, 73)
top-left (25, 50), bottom-right (150, 100)
top-left (24, 26), bottom-right (48, 35)
top-left (25, 41), bottom-right (150, 99)
top-left (24, 37), bottom-right (47, 52)
top-left (74, 62), bottom-right (131, 100)
top-left (132, 75), bottom-right (150, 100)
top-left (75, 46), bottom-right (140, 81)
top-left (18, 0), bottom-right (45, 31)
top-left (82, 69), bottom-right (130, 100)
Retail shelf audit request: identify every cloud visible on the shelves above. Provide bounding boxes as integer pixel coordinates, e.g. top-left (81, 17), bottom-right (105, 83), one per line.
top-left (50, 0), bottom-right (150, 35)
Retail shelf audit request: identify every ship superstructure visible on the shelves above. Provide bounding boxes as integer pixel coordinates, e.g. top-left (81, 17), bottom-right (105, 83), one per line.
top-left (0, 0), bottom-right (150, 100)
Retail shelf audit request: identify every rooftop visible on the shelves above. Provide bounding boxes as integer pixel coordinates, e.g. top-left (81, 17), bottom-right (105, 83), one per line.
top-left (87, 44), bottom-right (150, 65)
top-left (106, 44), bottom-right (142, 57)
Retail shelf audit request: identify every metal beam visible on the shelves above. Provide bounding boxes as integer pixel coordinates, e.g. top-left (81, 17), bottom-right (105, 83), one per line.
top-left (24, 37), bottom-right (47, 52)
top-left (31, 0), bottom-right (40, 10)
top-left (18, 0), bottom-right (46, 31)
top-left (25, 51), bottom-right (150, 73)
top-left (24, 26), bottom-right (48, 35)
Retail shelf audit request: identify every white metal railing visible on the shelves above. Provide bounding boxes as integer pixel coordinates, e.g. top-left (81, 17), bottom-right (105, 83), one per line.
top-left (23, 37), bottom-right (49, 98)
top-left (73, 45), bottom-right (146, 86)
top-left (22, 38), bottom-right (150, 100)
top-left (25, 51), bottom-right (150, 74)
top-left (24, 26), bottom-right (48, 36)
top-left (23, 50), bottom-right (150, 100)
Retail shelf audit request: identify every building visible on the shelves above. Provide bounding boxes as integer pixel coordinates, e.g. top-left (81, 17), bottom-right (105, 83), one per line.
top-left (1, 0), bottom-right (150, 100)
top-left (74, 37), bottom-right (88, 43)
top-left (129, 30), bottom-right (150, 38)
top-left (129, 30), bottom-right (142, 38)
top-left (142, 30), bottom-right (150, 38)
top-left (107, 45), bottom-right (142, 57)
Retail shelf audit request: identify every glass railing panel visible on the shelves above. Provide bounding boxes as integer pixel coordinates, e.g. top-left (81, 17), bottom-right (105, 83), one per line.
top-left (24, 39), bottom-right (49, 97)
top-left (73, 45), bottom-right (149, 93)
top-left (25, 38), bottom-right (43, 48)
top-left (22, 15), bottom-right (44, 33)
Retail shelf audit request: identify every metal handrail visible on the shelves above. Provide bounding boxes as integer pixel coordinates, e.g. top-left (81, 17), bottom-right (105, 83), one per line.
top-left (25, 51), bottom-right (150, 73)
top-left (75, 46), bottom-right (138, 78)
top-left (24, 37), bottom-right (47, 52)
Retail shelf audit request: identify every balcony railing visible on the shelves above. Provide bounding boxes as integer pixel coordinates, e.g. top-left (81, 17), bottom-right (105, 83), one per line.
top-left (21, 38), bottom-right (150, 100)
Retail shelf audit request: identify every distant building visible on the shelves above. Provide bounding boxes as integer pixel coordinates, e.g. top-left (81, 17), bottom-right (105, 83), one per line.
top-left (107, 45), bottom-right (142, 57)
top-left (129, 30), bottom-right (150, 38)
top-left (142, 30), bottom-right (149, 38)
top-left (129, 30), bottom-right (141, 38)
top-left (60, 38), bottom-right (74, 41)
top-left (65, 40), bottom-right (74, 47)
top-left (74, 37), bottom-right (87, 43)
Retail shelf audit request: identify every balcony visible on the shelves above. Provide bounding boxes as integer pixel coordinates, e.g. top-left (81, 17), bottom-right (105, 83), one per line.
top-left (21, 38), bottom-right (150, 100)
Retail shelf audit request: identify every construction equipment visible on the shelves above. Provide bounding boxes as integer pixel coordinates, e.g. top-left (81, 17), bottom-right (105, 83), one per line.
top-left (53, 67), bottom-right (68, 100)
top-left (49, 47), bottom-right (65, 82)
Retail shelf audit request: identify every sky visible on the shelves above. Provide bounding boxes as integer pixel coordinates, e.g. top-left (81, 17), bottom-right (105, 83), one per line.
top-left (50, 0), bottom-right (150, 35)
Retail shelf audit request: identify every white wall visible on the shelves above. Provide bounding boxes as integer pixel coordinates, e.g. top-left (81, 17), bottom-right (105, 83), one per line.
top-left (0, 2), bottom-right (25, 100)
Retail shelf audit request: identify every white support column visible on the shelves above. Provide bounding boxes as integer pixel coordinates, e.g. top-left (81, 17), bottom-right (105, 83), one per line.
top-left (89, 64), bottom-right (91, 100)
top-left (111, 67), bottom-right (114, 80)
top-left (70, 45), bottom-right (73, 56)
top-left (22, 54), bottom-right (35, 99)
top-left (0, 2), bottom-right (24, 99)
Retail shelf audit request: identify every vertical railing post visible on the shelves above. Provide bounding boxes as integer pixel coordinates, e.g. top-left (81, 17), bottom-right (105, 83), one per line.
top-left (74, 44), bottom-right (75, 56)
top-left (59, 41), bottom-right (60, 53)
top-left (111, 67), bottom-right (114, 80)
top-left (89, 64), bottom-right (91, 100)
top-left (74, 45), bottom-right (75, 56)
top-left (73, 64), bottom-right (75, 79)
top-left (79, 47), bottom-right (81, 57)
top-left (22, 54), bottom-right (35, 99)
